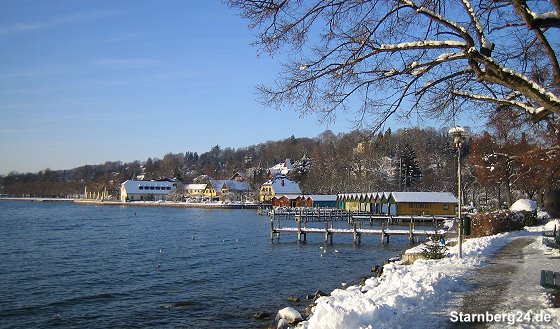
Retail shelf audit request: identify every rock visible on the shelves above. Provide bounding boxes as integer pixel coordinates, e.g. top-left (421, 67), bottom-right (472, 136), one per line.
top-left (314, 289), bottom-right (328, 298)
top-left (312, 289), bottom-right (330, 303)
top-left (275, 307), bottom-right (303, 327)
top-left (287, 296), bottom-right (300, 303)
top-left (306, 294), bottom-right (314, 300)
top-left (254, 312), bottom-right (271, 320)
top-left (359, 277), bottom-right (368, 286)
top-left (371, 264), bottom-right (384, 276)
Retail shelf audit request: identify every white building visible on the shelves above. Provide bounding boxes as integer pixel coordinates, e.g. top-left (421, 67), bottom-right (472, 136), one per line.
top-left (120, 180), bottom-right (177, 202)
top-left (268, 159), bottom-right (293, 177)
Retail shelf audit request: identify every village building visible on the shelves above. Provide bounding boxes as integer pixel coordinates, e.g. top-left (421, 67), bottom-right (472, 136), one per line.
top-left (299, 195), bottom-right (338, 208)
top-left (184, 175), bottom-right (252, 202)
top-left (267, 159), bottom-right (293, 177)
top-left (120, 179), bottom-right (178, 202)
top-left (338, 192), bottom-right (457, 216)
top-left (184, 184), bottom-right (207, 197)
top-left (388, 192), bottom-right (458, 216)
top-left (230, 172), bottom-right (248, 182)
top-left (204, 179), bottom-right (251, 202)
top-left (259, 175), bottom-right (302, 203)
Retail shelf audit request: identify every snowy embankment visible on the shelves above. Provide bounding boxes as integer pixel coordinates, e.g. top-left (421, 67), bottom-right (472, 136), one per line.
top-left (298, 219), bottom-right (560, 329)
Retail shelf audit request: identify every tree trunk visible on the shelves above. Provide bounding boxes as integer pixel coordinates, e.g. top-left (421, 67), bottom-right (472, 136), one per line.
top-left (505, 182), bottom-right (513, 208)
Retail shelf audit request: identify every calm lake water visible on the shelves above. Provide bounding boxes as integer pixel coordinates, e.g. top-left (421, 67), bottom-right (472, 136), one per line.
top-left (0, 200), bottom-right (422, 328)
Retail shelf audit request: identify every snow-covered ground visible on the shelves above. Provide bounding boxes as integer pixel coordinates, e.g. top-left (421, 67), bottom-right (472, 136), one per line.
top-left (297, 219), bottom-right (560, 329)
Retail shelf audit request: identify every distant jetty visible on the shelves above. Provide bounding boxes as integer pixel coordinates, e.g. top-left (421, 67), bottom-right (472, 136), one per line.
top-left (0, 197), bottom-right (74, 203)
top-left (0, 197), bottom-right (259, 209)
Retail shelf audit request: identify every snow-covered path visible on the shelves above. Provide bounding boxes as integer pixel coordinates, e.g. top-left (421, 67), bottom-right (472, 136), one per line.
top-left (447, 236), bottom-right (559, 328)
top-left (297, 220), bottom-right (560, 329)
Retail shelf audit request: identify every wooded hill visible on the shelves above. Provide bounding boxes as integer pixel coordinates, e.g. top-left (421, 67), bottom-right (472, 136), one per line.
top-left (1, 121), bottom-right (558, 209)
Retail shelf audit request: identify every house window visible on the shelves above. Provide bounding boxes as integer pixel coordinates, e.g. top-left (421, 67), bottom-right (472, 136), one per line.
top-left (443, 204), bottom-right (449, 210)
top-left (138, 186), bottom-right (144, 190)
top-left (156, 186), bottom-right (161, 190)
top-left (150, 186), bottom-right (155, 190)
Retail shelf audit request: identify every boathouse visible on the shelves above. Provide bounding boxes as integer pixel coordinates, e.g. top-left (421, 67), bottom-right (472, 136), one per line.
top-left (271, 195), bottom-right (338, 208)
top-left (337, 192), bottom-right (457, 216)
top-left (388, 192), bottom-right (457, 216)
top-left (338, 193), bottom-right (388, 212)
top-left (120, 179), bottom-right (177, 202)
top-left (271, 195), bottom-right (293, 207)
top-left (306, 195), bottom-right (338, 207)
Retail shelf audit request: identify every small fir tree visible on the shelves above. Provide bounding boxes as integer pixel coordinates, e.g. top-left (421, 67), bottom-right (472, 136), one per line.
top-left (421, 222), bottom-right (448, 260)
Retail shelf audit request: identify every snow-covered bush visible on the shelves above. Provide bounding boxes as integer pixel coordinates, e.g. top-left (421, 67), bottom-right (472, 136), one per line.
top-left (509, 199), bottom-right (541, 226)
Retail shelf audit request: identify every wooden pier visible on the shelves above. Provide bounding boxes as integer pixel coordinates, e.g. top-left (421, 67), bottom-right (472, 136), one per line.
top-left (268, 207), bottom-right (349, 222)
top-left (270, 220), bottom-right (437, 245)
top-left (267, 207), bottom-right (452, 225)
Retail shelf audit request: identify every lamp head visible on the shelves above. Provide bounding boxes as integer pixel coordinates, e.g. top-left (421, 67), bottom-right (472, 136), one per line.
top-left (448, 126), bottom-right (468, 147)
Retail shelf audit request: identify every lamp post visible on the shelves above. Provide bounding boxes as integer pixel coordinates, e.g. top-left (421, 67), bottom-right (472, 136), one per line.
top-left (449, 126), bottom-right (468, 258)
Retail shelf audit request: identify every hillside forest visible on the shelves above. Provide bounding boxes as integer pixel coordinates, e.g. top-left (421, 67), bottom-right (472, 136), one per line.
top-left (1, 113), bottom-right (559, 209)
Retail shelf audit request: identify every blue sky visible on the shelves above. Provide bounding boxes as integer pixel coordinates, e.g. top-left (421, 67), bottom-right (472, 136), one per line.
top-left (0, 1), bottom-right (464, 175)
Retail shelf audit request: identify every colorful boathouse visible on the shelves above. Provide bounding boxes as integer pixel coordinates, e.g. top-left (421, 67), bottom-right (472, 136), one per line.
top-left (337, 192), bottom-right (457, 216)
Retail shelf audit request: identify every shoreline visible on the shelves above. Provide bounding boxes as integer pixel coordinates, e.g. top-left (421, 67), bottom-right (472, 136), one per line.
top-left (0, 197), bottom-right (260, 209)
top-left (294, 221), bottom-right (560, 328)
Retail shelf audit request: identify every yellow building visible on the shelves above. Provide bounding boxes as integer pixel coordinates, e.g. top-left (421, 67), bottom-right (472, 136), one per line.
top-left (185, 184), bottom-right (207, 197)
top-left (387, 192), bottom-right (457, 216)
top-left (338, 192), bottom-right (457, 216)
top-left (259, 175), bottom-right (302, 203)
top-left (185, 179), bottom-right (251, 202)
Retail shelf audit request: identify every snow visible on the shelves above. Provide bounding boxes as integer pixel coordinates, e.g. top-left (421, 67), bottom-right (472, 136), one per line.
top-left (379, 40), bottom-right (466, 51)
top-left (544, 219), bottom-right (560, 231)
top-left (303, 195), bottom-right (338, 202)
top-left (448, 126), bottom-right (466, 135)
top-left (211, 179), bottom-right (251, 192)
top-left (269, 159), bottom-right (293, 176)
top-left (298, 220), bottom-right (560, 329)
top-left (390, 191), bottom-right (457, 203)
top-left (509, 199), bottom-right (538, 212)
top-left (276, 307), bottom-right (303, 325)
top-left (436, 51), bottom-right (464, 62)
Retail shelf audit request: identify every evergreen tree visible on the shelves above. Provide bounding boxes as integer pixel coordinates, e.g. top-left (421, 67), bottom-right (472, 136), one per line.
top-left (290, 153), bottom-right (311, 183)
top-left (397, 144), bottom-right (422, 190)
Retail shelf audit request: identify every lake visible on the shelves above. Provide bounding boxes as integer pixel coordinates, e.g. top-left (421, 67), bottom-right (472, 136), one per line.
top-left (0, 200), bottom-right (421, 328)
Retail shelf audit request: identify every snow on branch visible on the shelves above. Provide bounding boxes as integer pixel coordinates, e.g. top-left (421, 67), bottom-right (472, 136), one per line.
top-left (380, 40), bottom-right (467, 51)
top-left (398, 0), bottom-right (471, 40)
top-left (466, 47), bottom-right (560, 118)
top-left (451, 90), bottom-right (548, 119)
top-left (230, 0), bottom-right (560, 126)
top-left (525, 9), bottom-right (560, 29)
top-left (460, 0), bottom-right (488, 48)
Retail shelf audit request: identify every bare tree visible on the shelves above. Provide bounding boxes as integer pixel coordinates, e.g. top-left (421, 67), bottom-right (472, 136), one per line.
top-left (228, 0), bottom-right (559, 128)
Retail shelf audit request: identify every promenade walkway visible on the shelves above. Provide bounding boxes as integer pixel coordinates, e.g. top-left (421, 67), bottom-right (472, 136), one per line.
top-left (448, 236), bottom-right (559, 328)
